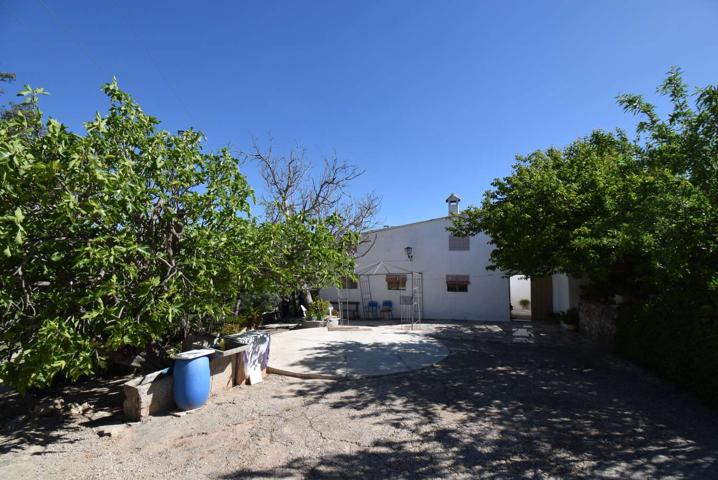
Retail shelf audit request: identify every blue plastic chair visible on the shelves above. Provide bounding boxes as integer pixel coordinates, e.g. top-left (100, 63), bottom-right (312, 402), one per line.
top-left (380, 300), bottom-right (393, 320)
top-left (366, 300), bottom-right (379, 319)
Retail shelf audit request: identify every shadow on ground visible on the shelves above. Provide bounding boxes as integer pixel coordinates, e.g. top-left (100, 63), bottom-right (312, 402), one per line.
top-left (0, 375), bottom-right (129, 455)
top-left (225, 322), bottom-right (718, 478)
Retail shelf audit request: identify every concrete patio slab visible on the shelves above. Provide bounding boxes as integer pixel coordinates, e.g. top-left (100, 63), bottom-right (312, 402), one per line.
top-left (267, 325), bottom-right (449, 379)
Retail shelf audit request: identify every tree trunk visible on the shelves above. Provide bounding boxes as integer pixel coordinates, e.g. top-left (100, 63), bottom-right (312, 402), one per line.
top-left (302, 286), bottom-right (313, 306)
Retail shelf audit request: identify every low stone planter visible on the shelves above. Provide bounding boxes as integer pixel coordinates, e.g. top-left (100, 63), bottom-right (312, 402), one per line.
top-left (123, 368), bottom-right (174, 422)
top-left (302, 318), bottom-right (325, 328)
top-left (123, 332), bottom-right (271, 421)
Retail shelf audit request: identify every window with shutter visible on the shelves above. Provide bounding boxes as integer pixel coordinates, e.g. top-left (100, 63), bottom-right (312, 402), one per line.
top-left (446, 274), bottom-right (470, 292)
top-left (386, 274), bottom-right (407, 290)
top-left (449, 234), bottom-right (470, 251)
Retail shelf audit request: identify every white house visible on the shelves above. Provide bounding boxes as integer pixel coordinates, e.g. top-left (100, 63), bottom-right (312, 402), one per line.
top-left (319, 194), bottom-right (511, 322)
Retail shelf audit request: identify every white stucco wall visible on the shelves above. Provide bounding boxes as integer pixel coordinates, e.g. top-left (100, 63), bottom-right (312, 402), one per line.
top-left (319, 217), bottom-right (510, 321)
top-left (551, 273), bottom-right (586, 312)
top-left (510, 276), bottom-right (531, 310)
top-left (552, 274), bottom-right (571, 313)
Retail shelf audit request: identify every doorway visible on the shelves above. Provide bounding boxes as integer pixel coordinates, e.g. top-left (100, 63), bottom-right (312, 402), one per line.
top-left (510, 275), bottom-right (531, 320)
top-left (529, 276), bottom-right (553, 321)
top-left (510, 275), bottom-right (554, 321)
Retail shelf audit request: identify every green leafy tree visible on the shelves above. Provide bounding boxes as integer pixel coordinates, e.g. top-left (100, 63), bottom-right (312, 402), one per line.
top-left (0, 80), bottom-right (255, 390)
top-left (260, 214), bottom-right (358, 295)
top-left (451, 68), bottom-right (718, 404)
top-left (451, 68), bottom-right (718, 302)
top-left (230, 214), bottom-right (358, 321)
top-left (1, 72), bottom-right (37, 123)
top-left (0, 80), bottom-right (358, 392)
top-left (451, 130), bottom-right (645, 297)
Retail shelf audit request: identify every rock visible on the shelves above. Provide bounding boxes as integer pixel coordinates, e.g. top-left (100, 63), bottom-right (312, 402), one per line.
top-left (68, 401), bottom-right (93, 417)
top-left (32, 397), bottom-right (65, 417)
top-left (96, 424), bottom-right (128, 438)
top-left (170, 406), bottom-right (206, 417)
top-left (88, 410), bottom-right (115, 421)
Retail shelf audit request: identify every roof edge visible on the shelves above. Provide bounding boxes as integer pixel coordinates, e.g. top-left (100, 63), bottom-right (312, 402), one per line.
top-left (363, 216), bottom-right (451, 234)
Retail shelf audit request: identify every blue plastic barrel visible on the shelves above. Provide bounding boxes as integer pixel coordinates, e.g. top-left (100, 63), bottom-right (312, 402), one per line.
top-left (173, 350), bottom-right (212, 411)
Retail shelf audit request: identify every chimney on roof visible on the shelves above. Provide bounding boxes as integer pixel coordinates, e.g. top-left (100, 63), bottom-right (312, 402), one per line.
top-left (446, 193), bottom-right (461, 215)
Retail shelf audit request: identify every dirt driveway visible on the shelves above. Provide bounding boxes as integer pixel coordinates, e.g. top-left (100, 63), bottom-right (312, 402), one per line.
top-left (2, 321), bottom-right (717, 479)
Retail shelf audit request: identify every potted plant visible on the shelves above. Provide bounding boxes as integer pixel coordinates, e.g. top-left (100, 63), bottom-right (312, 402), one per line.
top-left (326, 306), bottom-right (339, 327)
top-left (519, 298), bottom-right (531, 310)
top-left (303, 299), bottom-right (332, 328)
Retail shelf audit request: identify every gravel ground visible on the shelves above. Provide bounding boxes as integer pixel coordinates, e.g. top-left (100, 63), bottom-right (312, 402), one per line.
top-left (2, 321), bottom-right (717, 479)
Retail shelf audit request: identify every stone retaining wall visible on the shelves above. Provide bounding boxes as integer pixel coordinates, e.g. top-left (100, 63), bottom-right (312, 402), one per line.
top-left (578, 300), bottom-right (617, 347)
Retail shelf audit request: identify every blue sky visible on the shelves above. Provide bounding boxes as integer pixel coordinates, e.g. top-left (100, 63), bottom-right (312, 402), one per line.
top-left (1, 0), bottom-right (717, 226)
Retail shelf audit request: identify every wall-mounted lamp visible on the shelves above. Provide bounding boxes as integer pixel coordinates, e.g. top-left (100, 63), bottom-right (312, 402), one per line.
top-left (404, 246), bottom-right (414, 261)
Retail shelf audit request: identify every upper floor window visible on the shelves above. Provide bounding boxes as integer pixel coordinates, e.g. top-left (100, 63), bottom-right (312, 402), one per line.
top-left (446, 274), bottom-right (470, 292)
top-left (449, 234), bottom-right (470, 251)
top-left (386, 274), bottom-right (407, 290)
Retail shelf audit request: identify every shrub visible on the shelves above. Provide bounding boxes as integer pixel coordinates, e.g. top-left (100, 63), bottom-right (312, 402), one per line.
top-left (307, 299), bottom-right (331, 320)
top-left (617, 300), bottom-right (718, 408)
top-left (218, 322), bottom-right (247, 336)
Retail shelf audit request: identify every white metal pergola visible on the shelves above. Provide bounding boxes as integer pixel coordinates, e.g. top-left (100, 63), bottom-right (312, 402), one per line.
top-left (337, 260), bottom-right (424, 329)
